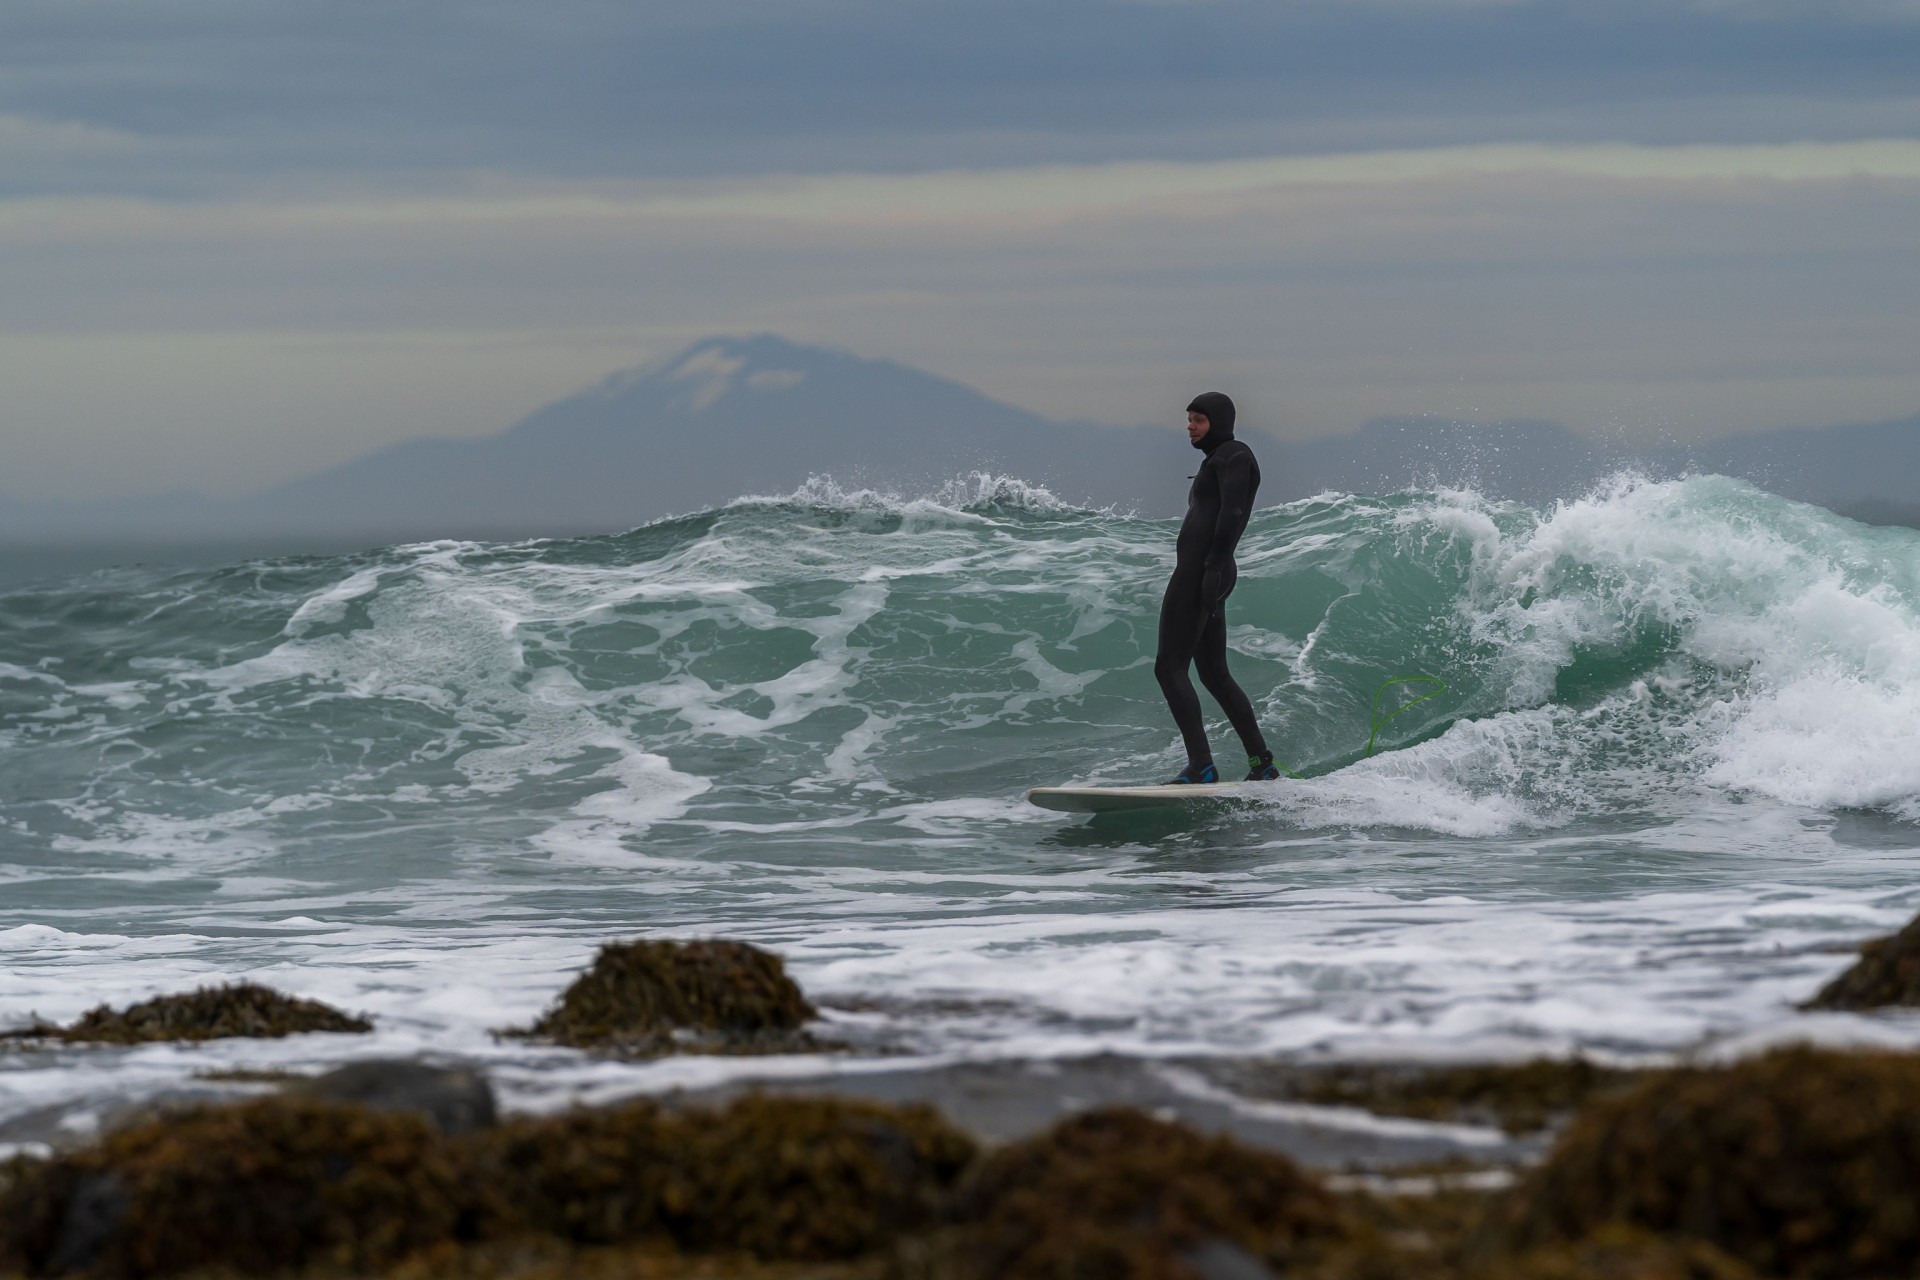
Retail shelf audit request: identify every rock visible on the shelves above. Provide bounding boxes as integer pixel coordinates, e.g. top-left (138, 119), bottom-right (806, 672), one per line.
top-left (55, 982), bottom-right (371, 1043)
top-left (1207, 1056), bottom-right (1643, 1136)
top-left (1475, 1225), bottom-right (1758, 1279)
top-left (0, 1089), bottom-right (976, 1278)
top-left (290, 1060), bottom-right (498, 1135)
top-left (1491, 1046), bottom-right (1920, 1279)
top-left (1802, 913), bottom-right (1920, 1009)
top-left (469, 1092), bottom-right (976, 1260)
top-left (516, 938), bottom-right (817, 1055)
top-left (44, 1172), bottom-right (128, 1276)
top-left (920, 1107), bottom-right (1351, 1280)
top-left (1181, 1237), bottom-right (1278, 1280)
top-left (0, 1097), bottom-right (464, 1278)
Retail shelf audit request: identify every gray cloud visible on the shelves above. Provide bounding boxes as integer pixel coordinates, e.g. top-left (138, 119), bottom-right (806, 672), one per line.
top-left (3, 0), bottom-right (1919, 507)
top-left (4, 0), bottom-right (1920, 195)
top-left (5, 144), bottom-right (1918, 500)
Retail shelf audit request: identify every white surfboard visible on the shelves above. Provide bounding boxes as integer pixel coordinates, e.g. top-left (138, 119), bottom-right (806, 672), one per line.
top-left (1026, 781), bottom-right (1270, 814)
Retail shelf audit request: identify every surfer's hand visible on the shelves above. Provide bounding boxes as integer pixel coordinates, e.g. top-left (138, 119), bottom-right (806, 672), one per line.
top-left (1201, 565), bottom-right (1225, 604)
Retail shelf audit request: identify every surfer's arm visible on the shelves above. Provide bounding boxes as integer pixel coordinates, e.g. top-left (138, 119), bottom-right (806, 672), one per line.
top-left (1205, 447), bottom-right (1255, 571)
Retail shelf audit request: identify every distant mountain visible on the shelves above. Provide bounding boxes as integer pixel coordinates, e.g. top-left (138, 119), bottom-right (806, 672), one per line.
top-left (261, 333), bottom-right (1188, 533)
top-left (2, 335), bottom-right (1917, 545)
top-left (0, 335), bottom-right (1184, 542)
top-left (1678, 415), bottom-right (1920, 512)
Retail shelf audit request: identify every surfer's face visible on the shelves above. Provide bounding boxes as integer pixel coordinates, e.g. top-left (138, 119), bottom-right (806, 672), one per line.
top-left (1186, 411), bottom-right (1209, 445)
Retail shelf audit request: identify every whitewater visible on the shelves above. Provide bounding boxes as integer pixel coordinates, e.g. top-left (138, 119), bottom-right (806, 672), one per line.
top-left (4, 472), bottom-right (1920, 1139)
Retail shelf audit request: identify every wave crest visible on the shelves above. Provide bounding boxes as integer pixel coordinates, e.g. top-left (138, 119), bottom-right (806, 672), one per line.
top-left (737, 471), bottom-right (1095, 519)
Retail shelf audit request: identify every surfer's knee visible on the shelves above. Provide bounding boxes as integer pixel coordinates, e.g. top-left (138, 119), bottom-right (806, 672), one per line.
top-left (1194, 653), bottom-right (1234, 693)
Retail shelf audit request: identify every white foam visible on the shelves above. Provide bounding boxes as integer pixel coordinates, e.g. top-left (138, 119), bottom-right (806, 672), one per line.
top-left (1365, 476), bottom-right (1920, 822)
top-left (738, 471), bottom-right (1088, 520)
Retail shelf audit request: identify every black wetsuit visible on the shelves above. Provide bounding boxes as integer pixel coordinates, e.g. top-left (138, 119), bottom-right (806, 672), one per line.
top-left (1155, 396), bottom-right (1269, 772)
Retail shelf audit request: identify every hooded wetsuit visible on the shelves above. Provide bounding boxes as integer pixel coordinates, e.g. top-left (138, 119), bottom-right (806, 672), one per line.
top-left (1154, 391), bottom-right (1271, 775)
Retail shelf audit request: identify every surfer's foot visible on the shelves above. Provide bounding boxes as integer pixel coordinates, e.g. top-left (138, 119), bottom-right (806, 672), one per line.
top-left (1169, 761), bottom-right (1219, 785)
top-left (1245, 752), bottom-right (1281, 782)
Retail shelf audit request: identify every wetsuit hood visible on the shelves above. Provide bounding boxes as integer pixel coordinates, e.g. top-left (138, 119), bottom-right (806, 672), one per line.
top-left (1187, 391), bottom-right (1236, 452)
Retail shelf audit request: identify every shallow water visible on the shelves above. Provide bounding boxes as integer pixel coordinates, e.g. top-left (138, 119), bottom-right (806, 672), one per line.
top-left (5, 472), bottom-right (1920, 1138)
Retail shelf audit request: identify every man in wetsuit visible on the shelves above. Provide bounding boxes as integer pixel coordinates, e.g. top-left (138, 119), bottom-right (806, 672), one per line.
top-left (1156, 391), bottom-right (1280, 784)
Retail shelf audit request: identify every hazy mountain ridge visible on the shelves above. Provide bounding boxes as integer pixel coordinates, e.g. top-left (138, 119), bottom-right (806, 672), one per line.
top-left (3, 334), bottom-right (1917, 545)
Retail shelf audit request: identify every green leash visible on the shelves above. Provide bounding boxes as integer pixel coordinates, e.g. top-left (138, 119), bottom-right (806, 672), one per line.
top-left (1263, 674), bottom-right (1448, 778)
top-left (1365, 675), bottom-right (1448, 758)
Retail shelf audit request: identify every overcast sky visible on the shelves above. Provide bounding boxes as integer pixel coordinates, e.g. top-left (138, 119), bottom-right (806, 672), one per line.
top-left (5, 0), bottom-right (1920, 500)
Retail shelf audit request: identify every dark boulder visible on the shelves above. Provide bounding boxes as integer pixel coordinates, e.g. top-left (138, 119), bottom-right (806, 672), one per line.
top-left (290, 1060), bottom-right (497, 1135)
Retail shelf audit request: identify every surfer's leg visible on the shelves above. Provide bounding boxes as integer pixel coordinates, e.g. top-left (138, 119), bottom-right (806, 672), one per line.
top-left (1194, 598), bottom-right (1270, 761)
top-left (1154, 575), bottom-right (1213, 770)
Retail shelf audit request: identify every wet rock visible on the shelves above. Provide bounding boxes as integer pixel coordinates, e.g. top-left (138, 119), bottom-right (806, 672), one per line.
top-left (54, 981), bottom-right (371, 1044)
top-left (0, 1097), bottom-right (464, 1278)
top-left (1802, 913), bottom-right (1920, 1009)
top-left (470, 1092), bottom-right (976, 1260)
top-left (902, 1107), bottom-right (1350, 1280)
top-left (1181, 1237), bottom-right (1278, 1280)
top-left (43, 1171), bottom-right (129, 1275)
top-left (1473, 1226), bottom-right (1759, 1280)
top-left (291, 1059), bottom-right (498, 1135)
top-left (0, 1089), bottom-right (974, 1278)
top-left (1207, 1057), bottom-right (1643, 1136)
top-left (1492, 1046), bottom-right (1920, 1279)
top-left (516, 938), bottom-right (818, 1055)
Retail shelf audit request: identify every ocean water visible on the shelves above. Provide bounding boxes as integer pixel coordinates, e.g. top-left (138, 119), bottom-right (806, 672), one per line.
top-left (4, 472), bottom-right (1920, 1137)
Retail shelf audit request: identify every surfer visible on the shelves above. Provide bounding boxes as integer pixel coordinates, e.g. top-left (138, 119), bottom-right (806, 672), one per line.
top-left (1156, 392), bottom-right (1280, 784)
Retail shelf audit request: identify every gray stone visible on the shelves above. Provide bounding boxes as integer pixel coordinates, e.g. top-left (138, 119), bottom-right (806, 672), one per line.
top-left (1179, 1238), bottom-right (1276, 1280)
top-left (46, 1171), bottom-right (127, 1275)
top-left (290, 1059), bottom-right (497, 1135)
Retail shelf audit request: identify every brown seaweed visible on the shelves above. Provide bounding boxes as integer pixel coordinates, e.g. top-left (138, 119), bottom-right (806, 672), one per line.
top-left (0, 1097), bottom-right (464, 1278)
top-left (892, 1106), bottom-right (1352, 1280)
top-left (1802, 912), bottom-right (1920, 1009)
top-left (469, 1093), bottom-right (974, 1261)
top-left (0, 1090), bottom-right (973, 1278)
top-left (1472, 1226), bottom-right (1758, 1280)
top-left (1492, 1045), bottom-right (1920, 1279)
top-left (513, 939), bottom-right (819, 1056)
top-left (49, 982), bottom-right (370, 1045)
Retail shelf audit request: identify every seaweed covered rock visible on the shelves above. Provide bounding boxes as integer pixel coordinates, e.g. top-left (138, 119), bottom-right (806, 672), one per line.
top-left (473, 1093), bottom-right (976, 1261)
top-left (1495, 1046), bottom-right (1920, 1279)
top-left (0, 1090), bottom-right (971, 1277)
top-left (520, 939), bottom-right (817, 1054)
top-left (0, 1097), bottom-right (466, 1278)
top-left (1473, 1226), bottom-right (1758, 1280)
top-left (905, 1107), bottom-right (1349, 1280)
top-left (56, 981), bottom-right (371, 1044)
top-left (1803, 913), bottom-right (1920, 1010)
